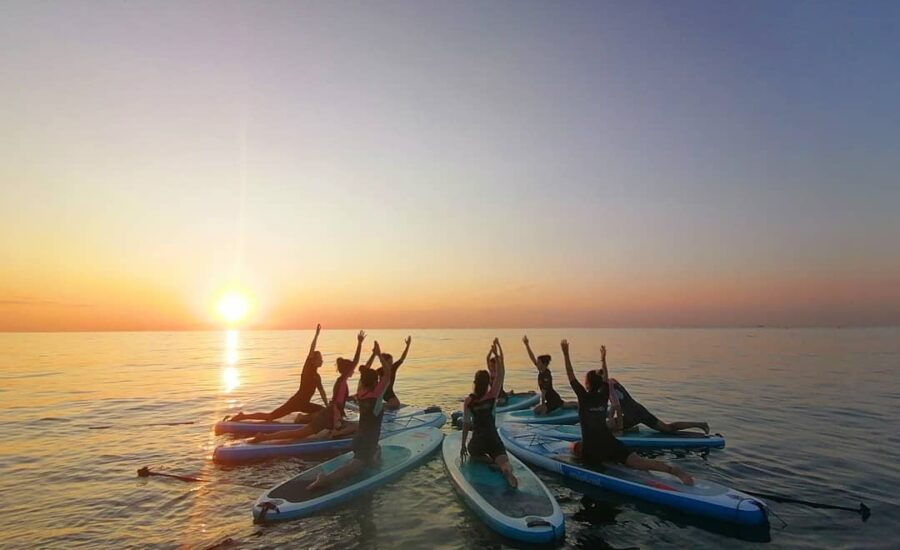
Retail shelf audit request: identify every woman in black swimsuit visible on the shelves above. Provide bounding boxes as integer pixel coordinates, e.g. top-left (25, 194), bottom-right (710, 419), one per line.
top-left (523, 334), bottom-right (577, 415)
top-left (602, 347), bottom-right (709, 435)
top-left (248, 331), bottom-right (366, 444)
top-left (365, 336), bottom-right (411, 410)
top-left (562, 340), bottom-right (694, 486)
top-left (307, 341), bottom-right (394, 491)
top-left (230, 324), bottom-right (329, 422)
top-left (460, 338), bottom-right (518, 488)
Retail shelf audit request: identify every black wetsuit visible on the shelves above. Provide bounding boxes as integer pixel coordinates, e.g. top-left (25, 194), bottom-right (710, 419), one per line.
top-left (612, 381), bottom-right (660, 430)
top-left (538, 369), bottom-right (563, 412)
top-left (570, 378), bottom-right (630, 465)
top-left (352, 396), bottom-right (385, 464)
top-left (466, 394), bottom-right (506, 459)
top-left (270, 355), bottom-right (325, 418)
top-left (375, 358), bottom-right (404, 402)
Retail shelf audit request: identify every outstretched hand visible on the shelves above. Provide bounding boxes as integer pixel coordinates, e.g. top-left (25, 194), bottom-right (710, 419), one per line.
top-left (373, 340), bottom-right (381, 355)
top-left (404, 335), bottom-right (412, 346)
top-left (358, 330), bottom-right (366, 343)
top-left (601, 345), bottom-right (606, 361)
top-left (522, 335), bottom-right (529, 345)
top-left (316, 323), bottom-right (322, 333)
top-left (561, 339), bottom-right (570, 354)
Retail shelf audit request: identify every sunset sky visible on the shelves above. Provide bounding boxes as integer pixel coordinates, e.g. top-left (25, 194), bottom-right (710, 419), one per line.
top-left (2, 1), bottom-right (899, 331)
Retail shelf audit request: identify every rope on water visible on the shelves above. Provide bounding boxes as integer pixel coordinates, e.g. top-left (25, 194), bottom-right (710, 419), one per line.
top-left (137, 466), bottom-right (206, 483)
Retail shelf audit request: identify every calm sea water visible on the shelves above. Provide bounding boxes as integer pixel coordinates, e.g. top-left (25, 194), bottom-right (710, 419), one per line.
top-left (0, 328), bottom-right (898, 549)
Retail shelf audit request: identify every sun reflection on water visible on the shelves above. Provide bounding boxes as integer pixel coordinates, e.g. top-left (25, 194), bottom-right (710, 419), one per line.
top-left (222, 329), bottom-right (240, 393)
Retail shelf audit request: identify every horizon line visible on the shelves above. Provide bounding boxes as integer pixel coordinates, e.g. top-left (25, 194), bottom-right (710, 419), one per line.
top-left (2, 324), bottom-right (898, 334)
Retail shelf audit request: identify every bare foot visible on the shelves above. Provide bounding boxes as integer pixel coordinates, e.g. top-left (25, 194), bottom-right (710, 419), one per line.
top-left (307, 473), bottom-right (327, 491)
top-left (671, 466), bottom-right (694, 486)
top-left (504, 470), bottom-right (519, 489)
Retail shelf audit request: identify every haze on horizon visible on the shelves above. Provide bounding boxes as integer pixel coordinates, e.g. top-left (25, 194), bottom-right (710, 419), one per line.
top-left (2, 1), bottom-right (899, 332)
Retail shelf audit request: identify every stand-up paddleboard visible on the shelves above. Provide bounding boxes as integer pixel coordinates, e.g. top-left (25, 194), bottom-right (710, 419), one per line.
top-left (441, 431), bottom-right (564, 543)
top-left (450, 391), bottom-right (540, 428)
top-left (214, 405), bottom-right (439, 436)
top-left (499, 425), bottom-right (767, 526)
top-left (214, 410), bottom-right (446, 463)
top-left (345, 400), bottom-right (411, 412)
top-left (523, 423), bottom-right (726, 449)
top-left (496, 407), bottom-right (579, 425)
top-left (252, 427), bottom-right (443, 522)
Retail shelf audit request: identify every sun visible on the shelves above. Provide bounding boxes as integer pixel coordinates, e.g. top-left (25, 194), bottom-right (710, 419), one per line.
top-left (216, 292), bottom-right (250, 324)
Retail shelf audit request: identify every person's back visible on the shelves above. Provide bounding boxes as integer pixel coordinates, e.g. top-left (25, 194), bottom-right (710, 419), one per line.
top-left (468, 393), bottom-right (497, 436)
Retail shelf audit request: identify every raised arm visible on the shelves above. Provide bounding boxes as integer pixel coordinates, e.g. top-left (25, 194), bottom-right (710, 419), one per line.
top-left (372, 343), bottom-right (394, 399)
top-left (486, 338), bottom-right (505, 399)
top-left (561, 339), bottom-right (586, 397)
top-left (522, 335), bottom-right (539, 368)
top-left (395, 336), bottom-right (412, 367)
top-left (600, 344), bottom-right (609, 382)
top-left (351, 330), bottom-right (366, 367)
top-left (308, 323), bottom-right (322, 356)
top-left (360, 342), bottom-right (378, 371)
top-left (602, 345), bottom-right (623, 431)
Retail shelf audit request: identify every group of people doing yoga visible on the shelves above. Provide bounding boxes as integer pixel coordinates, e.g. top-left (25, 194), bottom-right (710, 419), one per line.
top-left (461, 335), bottom-right (705, 488)
top-left (228, 326), bottom-right (710, 490)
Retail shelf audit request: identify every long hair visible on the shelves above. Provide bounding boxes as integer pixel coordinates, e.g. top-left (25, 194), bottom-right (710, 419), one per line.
top-left (473, 370), bottom-right (491, 399)
top-left (336, 357), bottom-right (354, 376)
top-left (359, 368), bottom-right (379, 391)
top-left (585, 369), bottom-right (604, 393)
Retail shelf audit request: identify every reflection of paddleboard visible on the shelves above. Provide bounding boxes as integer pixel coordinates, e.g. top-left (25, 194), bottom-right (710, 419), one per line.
top-left (499, 424), bottom-right (767, 526)
top-left (253, 427), bottom-right (443, 522)
top-left (442, 431), bottom-right (564, 543)
top-left (525, 423), bottom-right (726, 449)
top-left (213, 410), bottom-right (445, 463)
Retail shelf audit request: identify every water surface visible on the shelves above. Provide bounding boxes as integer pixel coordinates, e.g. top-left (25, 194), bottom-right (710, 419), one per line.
top-left (1, 328), bottom-right (897, 548)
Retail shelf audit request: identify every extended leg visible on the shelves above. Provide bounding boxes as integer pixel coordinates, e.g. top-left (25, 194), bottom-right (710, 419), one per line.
top-left (650, 419), bottom-right (710, 435)
top-left (624, 453), bottom-right (694, 486)
top-left (307, 458), bottom-right (365, 491)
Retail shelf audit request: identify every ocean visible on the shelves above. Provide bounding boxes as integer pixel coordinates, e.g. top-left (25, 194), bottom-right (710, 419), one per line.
top-left (1, 328), bottom-right (897, 549)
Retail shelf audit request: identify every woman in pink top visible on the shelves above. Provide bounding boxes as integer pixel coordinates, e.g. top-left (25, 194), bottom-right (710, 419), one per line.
top-left (249, 331), bottom-right (366, 444)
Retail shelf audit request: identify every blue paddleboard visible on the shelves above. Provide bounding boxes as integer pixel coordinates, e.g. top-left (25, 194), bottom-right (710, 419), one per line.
top-left (499, 424), bottom-right (767, 526)
top-left (253, 427), bottom-right (443, 522)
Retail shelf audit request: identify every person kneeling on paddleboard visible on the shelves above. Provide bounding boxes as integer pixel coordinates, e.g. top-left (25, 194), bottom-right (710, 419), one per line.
top-left (229, 324), bottom-right (329, 422)
top-left (461, 338), bottom-right (518, 488)
top-left (523, 335), bottom-right (577, 415)
top-left (562, 340), bottom-right (694, 486)
top-left (249, 331), bottom-right (367, 444)
top-left (602, 348), bottom-right (709, 435)
top-left (308, 340), bottom-right (394, 491)
top-left (359, 335), bottom-right (411, 410)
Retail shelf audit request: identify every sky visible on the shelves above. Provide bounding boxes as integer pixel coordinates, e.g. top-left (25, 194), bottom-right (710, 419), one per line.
top-left (1, 1), bottom-right (899, 331)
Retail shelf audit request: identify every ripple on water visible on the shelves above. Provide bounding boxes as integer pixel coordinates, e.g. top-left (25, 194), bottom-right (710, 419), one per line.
top-left (1, 328), bottom-right (898, 549)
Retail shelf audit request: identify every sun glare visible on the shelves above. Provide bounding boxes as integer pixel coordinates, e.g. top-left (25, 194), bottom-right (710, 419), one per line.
top-left (216, 292), bottom-right (250, 324)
